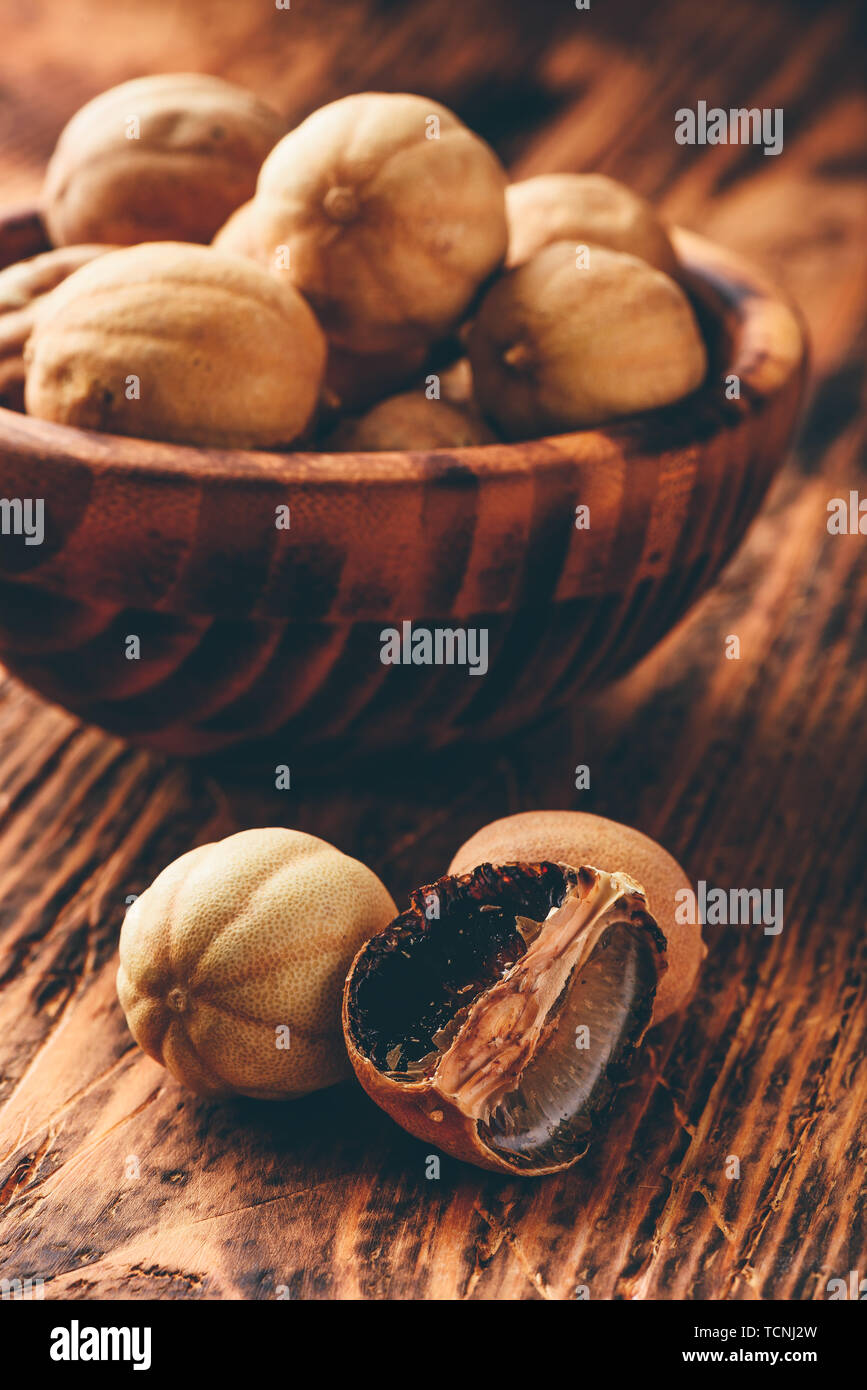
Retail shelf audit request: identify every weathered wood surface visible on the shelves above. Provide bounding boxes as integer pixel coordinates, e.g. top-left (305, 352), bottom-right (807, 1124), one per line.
top-left (0, 0), bottom-right (865, 1300)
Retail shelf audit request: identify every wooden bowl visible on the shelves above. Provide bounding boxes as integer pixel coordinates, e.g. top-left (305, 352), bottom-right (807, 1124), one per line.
top-left (0, 208), bottom-right (807, 758)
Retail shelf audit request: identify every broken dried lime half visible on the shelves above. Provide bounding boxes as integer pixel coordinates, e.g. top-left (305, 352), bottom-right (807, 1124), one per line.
top-left (343, 861), bottom-right (666, 1175)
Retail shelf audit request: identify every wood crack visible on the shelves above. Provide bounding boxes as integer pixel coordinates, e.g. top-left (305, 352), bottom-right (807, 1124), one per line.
top-left (470, 1200), bottom-right (553, 1300)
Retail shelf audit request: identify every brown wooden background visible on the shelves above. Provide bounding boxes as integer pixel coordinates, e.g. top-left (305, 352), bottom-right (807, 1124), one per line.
top-left (0, 0), bottom-right (865, 1300)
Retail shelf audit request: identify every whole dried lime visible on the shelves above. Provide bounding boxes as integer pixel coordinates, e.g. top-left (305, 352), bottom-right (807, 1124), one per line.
top-left (43, 73), bottom-right (286, 246)
top-left (25, 242), bottom-right (326, 448)
top-left (244, 92), bottom-right (508, 356)
top-left (467, 240), bottom-right (707, 438)
top-left (325, 391), bottom-right (496, 451)
top-left (506, 172), bottom-right (678, 274)
top-left (118, 828), bottom-right (397, 1100)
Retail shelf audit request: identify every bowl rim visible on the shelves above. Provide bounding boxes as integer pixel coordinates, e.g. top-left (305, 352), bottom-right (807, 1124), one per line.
top-left (0, 216), bottom-right (806, 486)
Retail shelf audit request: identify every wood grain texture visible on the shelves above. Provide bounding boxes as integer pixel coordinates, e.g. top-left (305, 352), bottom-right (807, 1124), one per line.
top-left (0, 0), bottom-right (865, 1300)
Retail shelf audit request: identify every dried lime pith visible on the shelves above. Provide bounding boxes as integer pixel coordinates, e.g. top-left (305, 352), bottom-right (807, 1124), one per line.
top-left (344, 862), bottom-right (667, 1175)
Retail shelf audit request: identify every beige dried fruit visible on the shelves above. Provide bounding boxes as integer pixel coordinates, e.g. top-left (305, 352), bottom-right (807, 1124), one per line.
top-left (325, 391), bottom-right (496, 452)
top-left (506, 173), bottom-right (678, 275)
top-left (42, 73), bottom-right (286, 246)
top-left (25, 242), bottom-right (326, 449)
top-left (212, 197), bottom-right (265, 262)
top-left (0, 244), bottom-right (113, 406)
top-left (244, 91), bottom-right (508, 356)
top-left (437, 356), bottom-right (475, 408)
top-left (468, 240), bottom-right (707, 438)
top-left (118, 827), bottom-right (397, 1099)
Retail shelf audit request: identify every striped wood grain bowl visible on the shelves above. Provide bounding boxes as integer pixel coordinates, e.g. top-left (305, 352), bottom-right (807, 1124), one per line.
top-left (0, 208), bottom-right (807, 758)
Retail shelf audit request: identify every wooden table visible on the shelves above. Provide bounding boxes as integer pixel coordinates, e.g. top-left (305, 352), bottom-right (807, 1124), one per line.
top-left (0, 0), bottom-right (864, 1301)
